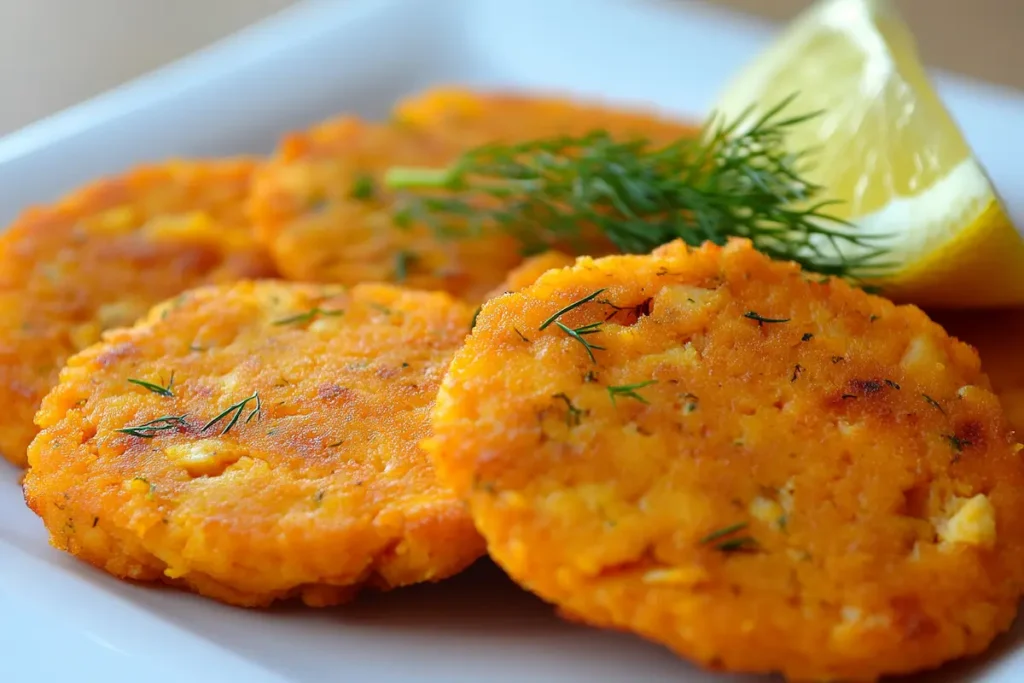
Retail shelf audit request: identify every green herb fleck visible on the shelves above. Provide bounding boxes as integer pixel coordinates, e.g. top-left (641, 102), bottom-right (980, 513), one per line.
top-left (801, 333), bottom-right (814, 342)
top-left (351, 173), bottom-right (375, 200)
top-left (394, 250), bottom-right (416, 282)
top-left (470, 306), bottom-right (482, 330)
top-left (513, 327), bottom-right (530, 343)
top-left (700, 522), bottom-right (748, 545)
top-left (116, 415), bottom-right (188, 439)
top-left (743, 311), bottom-right (790, 326)
top-left (944, 434), bottom-right (973, 455)
top-left (553, 392), bottom-right (585, 427)
top-left (715, 536), bottom-right (759, 553)
top-left (538, 289), bottom-right (606, 331)
top-left (554, 321), bottom-right (605, 363)
top-left (202, 393), bottom-right (261, 436)
top-left (127, 372), bottom-right (175, 397)
top-left (607, 380), bottom-right (657, 406)
top-left (923, 394), bottom-right (945, 414)
top-left (682, 393), bottom-right (699, 414)
top-left (273, 307), bottom-right (343, 326)
top-left (885, 379), bottom-right (901, 390)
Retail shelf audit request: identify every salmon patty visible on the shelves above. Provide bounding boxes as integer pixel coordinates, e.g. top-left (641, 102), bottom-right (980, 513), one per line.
top-left (24, 281), bottom-right (484, 607)
top-left (248, 89), bottom-right (697, 303)
top-left (426, 239), bottom-right (1024, 681)
top-left (0, 160), bottom-right (275, 467)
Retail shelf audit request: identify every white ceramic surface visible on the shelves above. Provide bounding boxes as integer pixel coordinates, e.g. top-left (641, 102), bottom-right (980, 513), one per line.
top-left (1, 1), bottom-right (1023, 681)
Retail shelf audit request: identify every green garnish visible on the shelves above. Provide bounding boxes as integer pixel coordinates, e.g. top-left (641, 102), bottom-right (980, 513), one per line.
top-left (801, 333), bottom-right (814, 342)
top-left (470, 306), bottom-right (482, 330)
top-left (923, 394), bottom-right (945, 414)
top-left (552, 392), bottom-right (585, 427)
top-left (394, 250), bottom-right (415, 282)
top-left (607, 380), bottom-right (657, 406)
top-left (351, 173), bottom-right (375, 200)
top-left (384, 96), bottom-right (889, 278)
top-left (554, 321), bottom-right (605, 363)
top-left (513, 327), bottom-right (531, 342)
top-left (944, 434), bottom-right (972, 454)
top-left (538, 289), bottom-right (606, 331)
top-left (537, 290), bottom-right (609, 362)
top-left (715, 536), bottom-right (759, 553)
top-left (699, 522), bottom-right (749, 545)
top-left (202, 393), bottom-right (261, 436)
top-left (127, 372), bottom-right (175, 397)
top-left (743, 311), bottom-right (790, 326)
top-left (116, 415), bottom-right (187, 439)
top-left (273, 307), bottom-right (344, 326)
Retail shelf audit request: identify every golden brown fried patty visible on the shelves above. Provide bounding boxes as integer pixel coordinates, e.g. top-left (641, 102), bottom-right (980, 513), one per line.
top-left (426, 239), bottom-right (1024, 681)
top-left (933, 308), bottom-right (1024, 437)
top-left (0, 160), bottom-right (275, 467)
top-left (24, 281), bottom-right (484, 607)
top-left (249, 89), bottom-right (697, 303)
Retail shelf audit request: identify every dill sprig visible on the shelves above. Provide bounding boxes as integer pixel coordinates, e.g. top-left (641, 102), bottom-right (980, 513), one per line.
top-left (538, 290), bottom-right (608, 362)
top-left (116, 415), bottom-right (188, 439)
top-left (715, 536), bottom-right (759, 553)
top-left (552, 392), bottom-right (585, 427)
top-left (699, 522), bottom-right (749, 544)
top-left (538, 289), bottom-right (607, 330)
top-left (273, 307), bottom-right (344, 326)
top-left (743, 311), bottom-right (790, 326)
top-left (607, 380), bottom-right (657, 406)
top-left (923, 394), bottom-right (945, 414)
top-left (127, 372), bottom-right (175, 397)
top-left (554, 321), bottom-right (605, 363)
top-left (202, 393), bottom-right (262, 435)
top-left (384, 95), bottom-right (890, 278)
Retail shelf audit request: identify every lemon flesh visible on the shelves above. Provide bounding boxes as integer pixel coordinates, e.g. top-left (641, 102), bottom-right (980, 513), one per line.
top-left (714, 0), bottom-right (1024, 308)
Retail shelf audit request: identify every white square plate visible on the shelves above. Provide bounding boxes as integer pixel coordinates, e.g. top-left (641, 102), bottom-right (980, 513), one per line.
top-left (1, 1), bottom-right (1023, 681)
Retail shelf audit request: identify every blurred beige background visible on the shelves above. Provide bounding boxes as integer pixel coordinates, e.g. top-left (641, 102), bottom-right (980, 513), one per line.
top-left (0, 0), bottom-right (1020, 136)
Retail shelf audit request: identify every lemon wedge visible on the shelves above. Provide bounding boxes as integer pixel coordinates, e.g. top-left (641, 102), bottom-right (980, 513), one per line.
top-left (713, 0), bottom-right (1024, 308)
